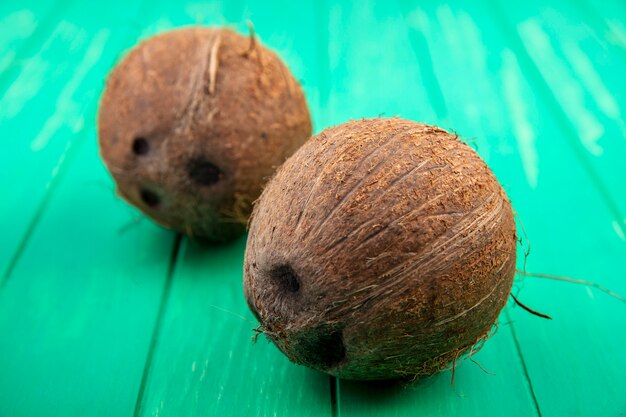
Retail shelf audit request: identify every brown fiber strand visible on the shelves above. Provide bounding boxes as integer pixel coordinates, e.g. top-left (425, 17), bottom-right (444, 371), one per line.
top-left (510, 293), bottom-right (552, 320)
top-left (208, 35), bottom-right (221, 95)
top-left (517, 270), bottom-right (626, 304)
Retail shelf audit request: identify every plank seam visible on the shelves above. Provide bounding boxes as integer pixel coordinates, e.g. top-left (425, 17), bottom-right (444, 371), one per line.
top-left (0, 137), bottom-right (86, 290)
top-left (133, 234), bottom-right (183, 417)
top-left (505, 309), bottom-right (543, 417)
top-left (329, 376), bottom-right (339, 417)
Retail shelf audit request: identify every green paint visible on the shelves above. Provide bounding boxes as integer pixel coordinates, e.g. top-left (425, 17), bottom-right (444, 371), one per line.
top-left (0, 0), bottom-right (624, 416)
top-left (0, 134), bottom-right (177, 416)
top-left (136, 238), bottom-right (332, 417)
top-left (0, 0), bottom-right (146, 278)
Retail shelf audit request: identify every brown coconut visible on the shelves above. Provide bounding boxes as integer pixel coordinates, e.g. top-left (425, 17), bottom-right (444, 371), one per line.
top-left (98, 27), bottom-right (311, 241)
top-left (244, 118), bottom-right (516, 380)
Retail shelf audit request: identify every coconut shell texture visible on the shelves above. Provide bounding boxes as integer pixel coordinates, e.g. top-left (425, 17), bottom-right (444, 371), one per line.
top-left (98, 27), bottom-right (311, 241)
top-left (244, 118), bottom-right (516, 380)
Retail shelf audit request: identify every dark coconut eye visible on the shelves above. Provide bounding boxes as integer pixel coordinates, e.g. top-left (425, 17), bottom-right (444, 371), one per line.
top-left (132, 137), bottom-right (150, 155)
top-left (140, 188), bottom-right (160, 207)
top-left (270, 264), bottom-right (300, 293)
top-left (297, 326), bottom-right (346, 369)
top-left (187, 157), bottom-right (222, 186)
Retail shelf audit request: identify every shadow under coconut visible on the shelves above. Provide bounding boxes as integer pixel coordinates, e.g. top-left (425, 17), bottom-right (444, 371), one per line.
top-left (177, 233), bottom-right (248, 278)
top-left (339, 377), bottom-right (409, 401)
top-left (338, 371), bottom-right (457, 412)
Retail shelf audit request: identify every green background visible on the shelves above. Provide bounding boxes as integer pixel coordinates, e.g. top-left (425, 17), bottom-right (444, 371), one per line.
top-left (1, 0), bottom-right (625, 416)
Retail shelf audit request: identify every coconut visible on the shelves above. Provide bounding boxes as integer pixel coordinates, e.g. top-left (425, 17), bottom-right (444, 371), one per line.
top-left (98, 27), bottom-right (311, 241)
top-left (244, 118), bottom-right (516, 380)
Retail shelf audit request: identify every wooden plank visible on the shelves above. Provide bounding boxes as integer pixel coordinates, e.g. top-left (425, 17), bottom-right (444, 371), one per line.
top-left (136, 238), bottom-right (332, 417)
top-left (339, 327), bottom-right (538, 417)
top-left (0, 0), bottom-right (146, 280)
top-left (482, 1), bottom-right (626, 415)
top-left (134, 1), bottom-right (336, 415)
top-left (417, 2), bottom-right (626, 415)
top-left (387, 0), bottom-right (626, 415)
top-left (322, 0), bottom-right (438, 127)
top-left (490, 0), bottom-right (626, 224)
top-left (0, 1), bottom-right (182, 416)
top-left (1, 1), bottom-right (623, 416)
top-left (338, 0), bottom-right (626, 415)
top-left (0, 125), bottom-right (177, 417)
top-left (323, 1), bottom-right (539, 416)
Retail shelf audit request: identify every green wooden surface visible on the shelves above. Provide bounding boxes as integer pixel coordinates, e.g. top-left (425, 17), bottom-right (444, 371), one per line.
top-left (0, 0), bottom-right (625, 416)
